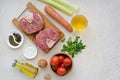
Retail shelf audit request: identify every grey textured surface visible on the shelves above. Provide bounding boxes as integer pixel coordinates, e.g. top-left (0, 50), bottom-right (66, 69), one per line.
top-left (0, 0), bottom-right (120, 80)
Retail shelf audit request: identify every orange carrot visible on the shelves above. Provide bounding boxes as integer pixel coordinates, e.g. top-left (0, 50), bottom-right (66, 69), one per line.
top-left (44, 6), bottom-right (73, 32)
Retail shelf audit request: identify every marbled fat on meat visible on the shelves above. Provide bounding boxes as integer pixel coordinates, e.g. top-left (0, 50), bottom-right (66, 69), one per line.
top-left (19, 11), bottom-right (44, 34)
top-left (35, 28), bottom-right (59, 52)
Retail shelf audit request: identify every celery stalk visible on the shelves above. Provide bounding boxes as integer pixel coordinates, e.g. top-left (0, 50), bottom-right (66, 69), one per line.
top-left (53, 0), bottom-right (79, 13)
top-left (40, 0), bottom-right (73, 16)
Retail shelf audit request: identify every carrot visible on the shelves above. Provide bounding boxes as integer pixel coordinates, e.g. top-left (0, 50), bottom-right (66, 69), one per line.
top-left (44, 6), bottom-right (73, 32)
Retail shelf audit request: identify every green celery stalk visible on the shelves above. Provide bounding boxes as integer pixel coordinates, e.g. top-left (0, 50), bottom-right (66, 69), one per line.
top-left (53, 0), bottom-right (79, 13)
top-left (40, 0), bottom-right (73, 16)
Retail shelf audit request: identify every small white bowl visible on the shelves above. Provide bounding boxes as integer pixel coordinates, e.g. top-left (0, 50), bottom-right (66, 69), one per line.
top-left (23, 45), bottom-right (37, 59)
top-left (7, 30), bottom-right (24, 49)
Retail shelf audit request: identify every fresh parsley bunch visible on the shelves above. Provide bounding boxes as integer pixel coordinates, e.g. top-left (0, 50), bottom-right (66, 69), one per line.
top-left (61, 36), bottom-right (86, 58)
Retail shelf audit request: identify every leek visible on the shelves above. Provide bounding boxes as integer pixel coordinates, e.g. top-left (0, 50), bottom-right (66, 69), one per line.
top-left (53, 0), bottom-right (79, 13)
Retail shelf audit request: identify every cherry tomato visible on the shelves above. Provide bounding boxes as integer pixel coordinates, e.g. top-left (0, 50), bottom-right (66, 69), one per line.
top-left (63, 57), bottom-right (72, 67)
top-left (57, 67), bottom-right (66, 76)
top-left (50, 56), bottom-right (59, 66)
top-left (58, 55), bottom-right (64, 63)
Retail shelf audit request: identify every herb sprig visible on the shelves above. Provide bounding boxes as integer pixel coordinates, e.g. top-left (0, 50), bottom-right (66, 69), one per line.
top-left (61, 36), bottom-right (86, 58)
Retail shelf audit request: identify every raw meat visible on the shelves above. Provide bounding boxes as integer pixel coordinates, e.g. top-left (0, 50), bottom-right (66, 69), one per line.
top-left (19, 11), bottom-right (44, 34)
top-left (35, 28), bottom-right (59, 52)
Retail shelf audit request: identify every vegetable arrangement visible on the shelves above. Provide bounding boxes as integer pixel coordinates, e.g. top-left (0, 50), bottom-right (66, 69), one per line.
top-left (61, 36), bottom-right (86, 58)
top-left (10, 0), bottom-right (87, 78)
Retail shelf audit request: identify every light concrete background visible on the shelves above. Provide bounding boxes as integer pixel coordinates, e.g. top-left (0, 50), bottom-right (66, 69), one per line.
top-left (0, 0), bottom-right (120, 80)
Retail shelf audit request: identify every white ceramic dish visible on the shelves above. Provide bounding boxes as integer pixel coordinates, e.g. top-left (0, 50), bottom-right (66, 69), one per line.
top-left (23, 45), bottom-right (38, 59)
top-left (7, 30), bottom-right (24, 48)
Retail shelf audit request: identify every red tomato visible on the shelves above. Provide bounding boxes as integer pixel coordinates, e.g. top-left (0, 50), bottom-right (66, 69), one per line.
top-left (58, 55), bottom-right (64, 63)
top-left (63, 57), bottom-right (72, 67)
top-left (50, 56), bottom-right (59, 66)
top-left (57, 67), bottom-right (66, 76)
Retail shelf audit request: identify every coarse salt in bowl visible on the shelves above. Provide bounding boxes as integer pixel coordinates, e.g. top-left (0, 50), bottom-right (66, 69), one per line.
top-left (23, 45), bottom-right (37, 59)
